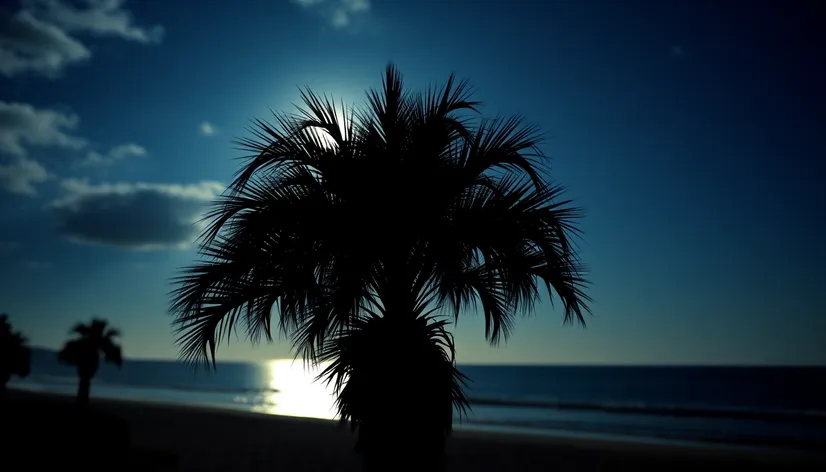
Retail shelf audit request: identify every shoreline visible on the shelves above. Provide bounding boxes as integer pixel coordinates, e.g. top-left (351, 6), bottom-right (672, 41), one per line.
top-left (10, 384), bottom-right (825, 455)
top-left (6, 389), bottom-right (825, 471)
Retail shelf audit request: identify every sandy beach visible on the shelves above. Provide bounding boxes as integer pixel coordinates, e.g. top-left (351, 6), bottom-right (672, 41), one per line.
top-left (2, 390), bottom-right (824, 471)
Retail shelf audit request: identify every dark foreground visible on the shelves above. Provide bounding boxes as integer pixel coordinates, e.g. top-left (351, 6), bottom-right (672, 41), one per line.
top-left (1, 390), bottom-right (824, 471)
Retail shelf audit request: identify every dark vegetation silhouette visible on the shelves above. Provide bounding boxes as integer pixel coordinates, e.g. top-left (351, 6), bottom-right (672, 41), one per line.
top-left (0, 314), bottom-right (31, 399)
top-left (2, 318), bottom-right (135, 471)
top-left (170, 63), bottom-right (590, 470)
top-left (58, 318), bottom-right (123, 405)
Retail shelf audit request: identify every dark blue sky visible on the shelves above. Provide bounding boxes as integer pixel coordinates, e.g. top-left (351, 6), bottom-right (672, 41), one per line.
top-left (1, 0), bottom-right (823, 364)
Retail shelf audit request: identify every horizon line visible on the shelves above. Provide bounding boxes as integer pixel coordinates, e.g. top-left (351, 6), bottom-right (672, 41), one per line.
top-left (27, 346), bottom-right (826, 368)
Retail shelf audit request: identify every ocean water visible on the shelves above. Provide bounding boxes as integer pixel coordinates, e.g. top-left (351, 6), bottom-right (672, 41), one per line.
top-left (10, 349), bottom-right (826, 451)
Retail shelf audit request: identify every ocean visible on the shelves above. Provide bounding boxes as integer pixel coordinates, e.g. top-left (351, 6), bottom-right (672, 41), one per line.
top-left (10, 349), bottom-right (826, 452)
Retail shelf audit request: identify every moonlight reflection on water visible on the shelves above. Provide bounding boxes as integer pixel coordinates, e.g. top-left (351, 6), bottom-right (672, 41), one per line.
top-left (251, 359), bottom-right (338, 420)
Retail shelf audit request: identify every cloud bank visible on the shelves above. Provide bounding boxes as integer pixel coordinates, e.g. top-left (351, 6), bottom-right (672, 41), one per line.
top-left (0, 100), bottom-right (85, 195)
top-left (0, 157), bottom-right (50, 196)
top-left (47, 179), bottom-right (225, 250)
top-left (0, 101), bottom-right (86, 156)
top-left (79, 142), bottom-right (146, 166)
top-left (0, 0), bottom-right (163, 78)
top-left (26, 0), bottom-right (164, 44)
top-left (0, 101), bottom-right (149, 195)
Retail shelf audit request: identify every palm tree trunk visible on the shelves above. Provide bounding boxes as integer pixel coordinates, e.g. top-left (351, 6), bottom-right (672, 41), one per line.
top-left (359, 363), bottom-right (448, 472)
top-left (356, 319), bottom-right (450, 472)
top-left (77, 376), bottom-right (91, 405)
top-left (352, 260), bottom-right (452, 471)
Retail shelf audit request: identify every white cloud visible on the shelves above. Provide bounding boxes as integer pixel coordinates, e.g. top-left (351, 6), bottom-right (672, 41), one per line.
top-left (0, 101), bottom-right (84, 195)
top-left (25, 0), bottom-right (165, 44)
top-left (0, 0), bottom-right (163, 78)
top-left (0, 101), bottom-right (86, 157)
top-left (199, 121), bottom-right (216, 136)
top-left (79, 142), bottom-right (146, 166)
top-left (0, 11), bottom-right (92, 78)
top-left (53, 178), bottom-right (225, 207)
top-left (0, 157), bottom-right (51, 196)
top-left (343, 0), bottom-right (370, 12)
top-left (290, 0), bottom-right (371, 29)
top-left (331, 9), bottom-right (349, 28)
top-left (48, 178), bottom-right (226, 250)
top-left (0, 102), bottom-right (148, 195)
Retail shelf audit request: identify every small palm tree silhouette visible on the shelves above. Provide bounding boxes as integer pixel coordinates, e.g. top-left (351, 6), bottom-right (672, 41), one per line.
top-left (58, 318), bottom-right (122, 405)
top-left (0, 314), bottom-right (31, 399)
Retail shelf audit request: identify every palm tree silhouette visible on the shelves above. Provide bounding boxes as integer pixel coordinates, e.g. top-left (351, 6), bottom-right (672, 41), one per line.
top-left (58, 318), bottom-right (122, 405)
top-left (0, 314), bottom-right (31, 399)
top-left (171, 64), bottom-right (590, 470)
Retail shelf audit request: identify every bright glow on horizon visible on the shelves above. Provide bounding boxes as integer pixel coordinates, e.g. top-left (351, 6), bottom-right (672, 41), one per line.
top-left (251, 359), bottom-right (338, 420)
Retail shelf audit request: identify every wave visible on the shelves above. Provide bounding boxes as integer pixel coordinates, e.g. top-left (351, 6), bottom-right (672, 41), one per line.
top-left (466, 396), bottom-right (826, 424)
top-left (459, 417), bottom-right (826, 452)
top-left (23, 374), bottom-right (78, 385)
top-left (165, 384), bottom-right (280, 395)
top-left (20, 374), bottom-right (826, 425)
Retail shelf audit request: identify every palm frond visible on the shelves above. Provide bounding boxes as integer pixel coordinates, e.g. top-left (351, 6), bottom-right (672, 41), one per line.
top-left (102, 341), bottom-right (123, 368)
top-left (70, 322), bottom-right (91, 337)
top-left (427, 175), bottom-right (590, 344)
top-left (461, 115), bottom-right (549, 190)
top-left (171, 173), bottom-right (368, 367)
top-left (295, 88), bottom-right (348, 149)
top-left (230, 112), bottom-right (309, 192)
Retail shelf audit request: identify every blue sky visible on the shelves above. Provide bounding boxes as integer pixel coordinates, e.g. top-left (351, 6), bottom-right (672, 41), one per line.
top-left (1, 0), bottom-right (823, 365)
